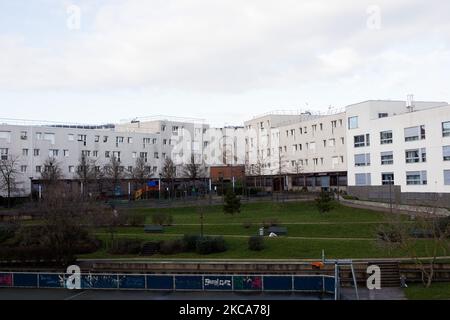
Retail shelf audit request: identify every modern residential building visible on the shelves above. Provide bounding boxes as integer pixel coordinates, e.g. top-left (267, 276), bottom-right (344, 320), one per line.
top-left (2, 98), bottom-right (450, 200)
top-left (346, 99), bottom-right (450, 199)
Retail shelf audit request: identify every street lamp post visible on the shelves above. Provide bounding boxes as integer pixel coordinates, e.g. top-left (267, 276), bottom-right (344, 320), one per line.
top-left (389, 177), bottom-right (393, 215)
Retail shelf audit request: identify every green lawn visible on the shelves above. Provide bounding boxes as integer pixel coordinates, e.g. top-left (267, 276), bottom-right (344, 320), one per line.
top-left (405, 282), bottom-right (450, 300)
top-left (75, 201), bottom-right (444, 260)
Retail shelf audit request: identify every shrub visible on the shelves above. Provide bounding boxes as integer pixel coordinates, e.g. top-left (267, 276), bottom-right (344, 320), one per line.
top-left (141, 241), bottom-right (161, 255)
top-left (151, 212), bottom-right (174, 226)
top-left (315, 191), bottom-right (334, 213)
top-left (223, 189), bottom-right (241, 215)
top-left (183, 234), bottom-right (201, 252)
top-left (342, 194), bottom-right (359, 200)
top-left (108, 238), bottom-right (143, 255)
top-left (248, 236), bottom-right (264, 251)
top-left (195, 236), bottom-right (227, 255)
top-left (0, 223), bottom-right (18, 244)
top-left (159, 239), bottom-right (186, 255)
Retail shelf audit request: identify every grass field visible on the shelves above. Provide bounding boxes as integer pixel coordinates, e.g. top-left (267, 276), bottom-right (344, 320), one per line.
top-left (79, 200), bottom-right (442, 260)
top-left (404, 282), bottom-right (450, 300)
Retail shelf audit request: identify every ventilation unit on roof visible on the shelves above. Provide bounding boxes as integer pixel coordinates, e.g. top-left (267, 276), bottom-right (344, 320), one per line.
top-left (406, 94), bottom-right (415, 112)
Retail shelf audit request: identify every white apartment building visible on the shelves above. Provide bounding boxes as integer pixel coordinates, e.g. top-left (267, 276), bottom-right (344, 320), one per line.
top-left (0, 118), bottom-right (245, 197)
top-left (243, 111), bottom-right (347, 190)
top-left (346, 99), bottom-right (450, 193)
top-left (277, 112), bottom-right (347, 189)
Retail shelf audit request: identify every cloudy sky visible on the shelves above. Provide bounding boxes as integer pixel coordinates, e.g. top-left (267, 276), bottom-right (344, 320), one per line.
top-left (0, 0), bottom-right (449, 126)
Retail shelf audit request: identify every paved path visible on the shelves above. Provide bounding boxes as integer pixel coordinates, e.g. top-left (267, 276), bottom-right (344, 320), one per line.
top-left (0, 288), bottom-right (330, 300)
top-left (93, 232), bottom-right (376, 241)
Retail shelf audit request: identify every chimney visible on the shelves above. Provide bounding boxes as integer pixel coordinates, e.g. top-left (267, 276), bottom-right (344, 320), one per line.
top-left (406, 94), bottom-right (414, 112)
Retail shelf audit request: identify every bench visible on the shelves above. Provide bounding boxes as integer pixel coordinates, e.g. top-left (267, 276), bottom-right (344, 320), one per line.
top-left (144, 225), bottom-right (164, 233)
top-left (266, 226), bottom-right (287, 236)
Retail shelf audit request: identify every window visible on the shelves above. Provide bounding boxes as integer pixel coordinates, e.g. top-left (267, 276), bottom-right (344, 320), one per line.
top-left (78, 134), bottom-right (86, 142)
top-left (36, 166), bottom-right (42, 173)
top-left (406, 171), bottom-right (427, 185)
top-left (320, 123), bottom-right (323, 131)
top-left (161, 125), bottom-right (166, 131)
top-left (328, 139), bottom-right (335, 147)
top-left (103, 136), bottom-right (108, 143)
top-left (132, 152), bottom-right (137, 159)
top-left (82, 150), bottom-right (90, 157)
top-left (354, 153), bottom-right (371, 167)
top-left (33, 149), bottom-right (40, 156)
top-left (112, 151), bottom-right (121, 161)
top-left (444, 146), bottom-right (450, 161)
top-left (354, 134), bottom-right (370, 148)
top-left (312, 124), bottom-right (317, 132)
top-left (140, 152), bottom-right (148, 162)
top-left (94, 135), bottom-right (100, 142)
top-left (36, 132), bottom-right (42, 140)
top-left (128, 166), bottom-right (133, 172)
top-left (0, 148), bottom-right (8, 160)
top-left (309, 142), bottom-right (315, 151)
top-left (152, 138), bottom-right (157, 144)
top-left (49, 149), bottom-right (59, 158)
top-left (20, 165), bottom-right (27, 173)
top-left (404, 125), bottom-right (425, 141)
top-left (380, 130), bottom-right (393, 144)
top-left (348, 116), bottom-right (358, 129)
top-left (444, 170), bottom-right (450, 185)
top-left (127, 137), bottom-right (133, 144)
top-left (355, 173), bottom-right (371, 186)
top-left (43, 133), bottom-right (55, 144)
top-left (93, 151), bottom-right (98, 157)
top-left (63, 150), bottom-right (69, 157)
top-left (323, 140), bottom-right (326, 147)
top-left (405, 148), bottom-right (426, 163)
top-left (382, 173), bottom-right (394, 185)
top-left (69, 166), bottom-right (75, 173)
top-left (381, 151), bottom-right (394, 165)
top-left (443, 122), bottom-right (450, 137)
top-left (20, 131), bottom-right (28, 140)
top-left (154, 152), bottom-right (159, 159)
top-left (105, 151), bottom-right (110, 158)
top-left (378, 113), bottom-right (388, 118)
top-left (22, 149), bottom-right (29, 157)
top-left (116, 136), bottom-right (124, 145)
top-left (341, 137), bottom-right (345, 145)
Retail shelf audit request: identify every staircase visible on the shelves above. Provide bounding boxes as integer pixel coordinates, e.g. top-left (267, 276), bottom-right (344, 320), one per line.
top-left (375, 262), bottom-right (401, 288)
top-left (338, 262), bottom-right (400, 288)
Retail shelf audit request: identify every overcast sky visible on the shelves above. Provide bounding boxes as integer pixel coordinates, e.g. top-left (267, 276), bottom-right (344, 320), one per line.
top-left (0, 0), bottom-right (449, 126)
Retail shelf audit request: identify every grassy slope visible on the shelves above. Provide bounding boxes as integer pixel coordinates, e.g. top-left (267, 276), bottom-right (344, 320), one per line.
top-left (80, 201), bottom-right (440, 260)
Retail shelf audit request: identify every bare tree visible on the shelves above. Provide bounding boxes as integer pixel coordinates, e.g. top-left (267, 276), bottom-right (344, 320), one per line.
top-left (378, 210), bottom-right (450, 287)
top-left (183, 154), bottom-right (206, 179)
top-left (76, 156), bottom-right (98, 198)
top-left (40, 157), bottom-right (64, 187)
top-left (161, 157), bottom-right (176, 197)
top-left (130, 157), bottom-right (153, 198)
top-left (103, 156), bottom-right (124, 198)
top-left (272, 151), bottom-right (289, 192)
top-left (0, 155), bottom-right (20, 208)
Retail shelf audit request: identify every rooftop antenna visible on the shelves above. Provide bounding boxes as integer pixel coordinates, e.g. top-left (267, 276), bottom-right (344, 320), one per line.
top-left (407, 94), bottom-right (414, 112)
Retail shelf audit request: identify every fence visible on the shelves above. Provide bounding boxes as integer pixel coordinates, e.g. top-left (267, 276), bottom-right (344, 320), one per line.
top-left (0, 272), bottom-right (336, 296)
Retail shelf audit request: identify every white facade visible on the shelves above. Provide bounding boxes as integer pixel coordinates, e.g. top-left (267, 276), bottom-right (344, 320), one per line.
top-left (0, 119), bottom-right (246, 196)
top-left (277, 112), bottom-right (347, 175)
top-left (346, 100), bottom-right (450, 193)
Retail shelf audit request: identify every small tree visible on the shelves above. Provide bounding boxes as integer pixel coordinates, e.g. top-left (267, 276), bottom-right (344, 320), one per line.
top-left (223, 188), bottom-right (241, 214)
top-left (161, 157), bottom-right (176, 197)
top-left (103, 156), bottom-right (124, 198)
top-left (0, 155), bottom-right (20, 208)
top-left (76, 156), bottom-right (98, 198)
top-left (130, 157), bottom-right (153, 198)
top-left (41, 157), bottom-right (64, 186)
top-left (315, 191), bottom-right (333, 214)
